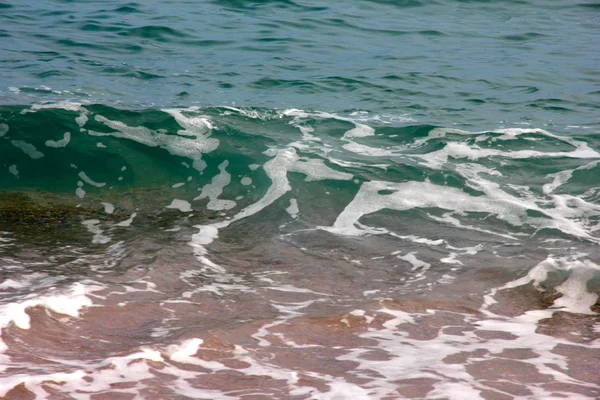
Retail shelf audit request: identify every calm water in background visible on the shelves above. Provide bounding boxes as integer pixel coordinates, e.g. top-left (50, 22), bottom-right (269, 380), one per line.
top-left (2, 0), bottom-right (599, 127)
top-left (0, 1), bottom-right (599, 399)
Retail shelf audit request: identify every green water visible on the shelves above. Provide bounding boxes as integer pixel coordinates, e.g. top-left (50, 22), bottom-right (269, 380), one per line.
top-left (1, 1), bottom-right (600, 399)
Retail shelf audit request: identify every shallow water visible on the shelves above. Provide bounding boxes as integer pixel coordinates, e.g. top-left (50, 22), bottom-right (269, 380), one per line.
top-left (1, 1), bottom-right (600, 399)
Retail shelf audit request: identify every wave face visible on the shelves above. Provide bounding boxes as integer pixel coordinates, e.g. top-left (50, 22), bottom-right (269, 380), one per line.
top-left (2, 103), bottom-right (599, 246)
top-left (2, 0), bottom-right (600, 398)
top-left (0, 103), bottom-right (599, 399)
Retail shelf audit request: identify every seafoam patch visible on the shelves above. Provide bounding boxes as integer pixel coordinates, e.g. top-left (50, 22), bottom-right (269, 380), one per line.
top-left (45, 132), bottom-right (71, 148)
top-left (115, 213), bottom-right (137, 227)
top-left (194, 160), bottom-right (236, 211)
top-left (81, 219), bottom-right (110, 243)
top-left (100, 202), bottom-right (114, 214)
top-left (11, 140), bottom-right (43, 159)
top-left (94, 111), bottom-right (219, 172)
top-left (189, 148), bottom-right (299, 272)
top-left (0, 281), bottom-right (100, 377)
top-left (289, 158), bottom-right (353, 182)
top-left (321, 179), bottom-right (600, 243)
top-left (20, 102), bottom-right (82, 114)
top-left (286, 198), bottom-right (299, 218)
top-left (166, 199), bottom-right (193, 213)
top-left (78, 171), bottom-right (106, 188)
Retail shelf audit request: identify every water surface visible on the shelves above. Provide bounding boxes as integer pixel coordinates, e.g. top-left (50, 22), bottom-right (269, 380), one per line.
top-left (0, 1), bottom-right (599, 399)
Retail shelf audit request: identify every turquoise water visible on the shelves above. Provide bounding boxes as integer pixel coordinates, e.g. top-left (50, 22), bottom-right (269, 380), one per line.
top-left (2, 0), bottom-right (599, 128)
top-left (1, 1), bottom-right (600, 399)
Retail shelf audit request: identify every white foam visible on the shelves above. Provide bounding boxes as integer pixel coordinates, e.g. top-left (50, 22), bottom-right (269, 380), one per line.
top-left (189, 149), bottom-right (298, 269)
top-left (171, 182), bottom-right (185, 188)
top-left (440, 252), bottom-right (463, 265)
top-left (286, 198), bottom-right (299, 218)
top-left (420, 141), bottom-right (600, 170)
top-left (332, 277), bottom-right (600, 400)
top-left (82, 219), bottom-right (110, 244)
top-left (78, 171), bottom-right (106, 188)
top-left (266, 284), bottom-right (319, 294)
top-left (240, 176), bottom-right (252, 185)
top-left (115, 213), bottom-right (136, 227)
top-left (100, 202), bottom-right (114, 214)
top-left (281, 109), bottom-right (400, 175)
top-left (543, 160), bottom-right (599, 194)
top-left (379, 307), bottom-right (416, 327)
top-left (75, 186), bottom-right (85, 199)
top-left (188, 225), bottom-right (225, 274)
top-left (0, 346), bottom-right (166, 398)
top-left (332, 158), bottom-right (389, 171)
top-left (0, 370), bottom-right (88, 398)
top-left (0, 283), bottom-right (92, 330)
top-left (427, 211), bottom-right (518, 241)
top-left (166, 199), bottom-right (193, 213)
top-left (342, 141), bottom-right (394, 157)
top-left (0, 124), bottom-right (8, 137)
top-left (322, 179), bottom-right (600, 243)
top-left (220, 106), bottom-right (276, 120)
top-left (553, 265), bottom-right (599, 314)
top-left (419, 126), bottom-right (580, 144)
top-left (20, 102), bottom-right (83, 114)
top-left (415, 127), bottom-right (600, 170)
top-left (45, 132), bottom-right (71, 148)
top-left (8, 165), bottom-right (18, 176)
top-left (194, 160), bottom-right (236, 210)
top-left (11, 140), bottom-right (44, 159)
top-left (346, 110), bottom-right (415, 125)
top-left (289, 158), bottom-right (353, 182)
top-left (75, 112), bottom-right (88, 127)
top-left (166, 338), bottom-right (226, 370)
top-left (399, 235), bottom-right (445, 246)
top-left (427, 383), bottom-right (482, 400)
top-left (283, 109), bottom-right (325, 142)
top-left (3, 260), bottom-right (598, 400)
top-left (396, 252), bottom-right (431, 277)
top-left (302, 125), bottom-right (600, 179)
top-left (162, 107), bottom-right (214, 135)
top-left (303, 380), bottom-right (374, 400)
top-left (321, 181), bottom-right (513, 236)
top-left (231, 149), bottom-right (298, 223)
top-left (342, 123), bottom-right (375, 139)
top-left (500, 257), bottom-right (600, 315)
top-left (95, 113), bottom-right (218, 172)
